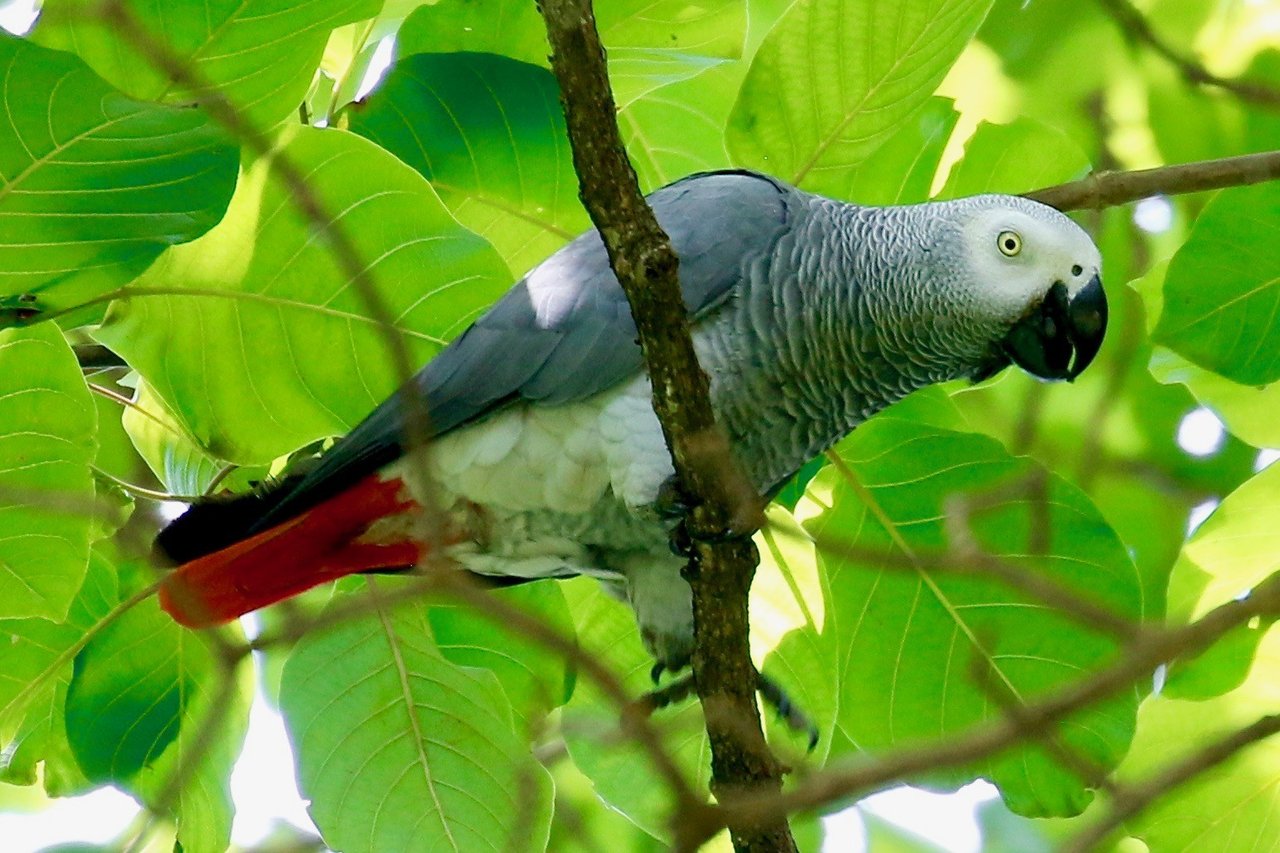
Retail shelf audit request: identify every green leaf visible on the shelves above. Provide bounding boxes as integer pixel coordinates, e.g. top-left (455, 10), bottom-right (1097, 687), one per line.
top-left (347, 51), bottom-right (588, 278)
top-left (63, 554), bottom-right (249, 853)
top-left (1155, 183), bottom-right (1280, 386)
top-left (1149, 347), bottom-right (1280, 448)
top-left (938, 117), bottom-right (1089, 198)
top-left (727, 0), bottom-right (994, 195)
top-left (396, 0), bottom-right (551, 68)
top-left (280, 587), bottom-right (552, 852)
top-left (1106, 628), bottom-right (1280, 853)
top-left (36, 0), bottom-right (381, 128)
top-left (119, 381), bottom-right (231, 496)
top-left (0, 33), bottom-right (237, 326)
top-left (428, 582), bottom-right (575, 732)
top-left (0, 323), bottom-right (96, 621)
top-left (66, 603), bottom-right (187, 782)
top-left (0, 549), bottom-right (116, 794)
top-left (395, 0), bottom-right (746, 110)
top-left (95, 126), bottom-right (511, 465)
top-left (841, 97), bottom-right (959, 205)
top-left (755, 508), bottom-right (839, 758)
top-left (1172, 462), bottom-right (1280, 621)
top-left (797, 419), bottom-right (1143, 817)
top-left (619, 60), bottom-right (742, 191)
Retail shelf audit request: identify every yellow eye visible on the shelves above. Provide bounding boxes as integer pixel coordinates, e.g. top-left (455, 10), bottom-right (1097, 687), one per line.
top-left (998, 230), bottom-right (1022, 256)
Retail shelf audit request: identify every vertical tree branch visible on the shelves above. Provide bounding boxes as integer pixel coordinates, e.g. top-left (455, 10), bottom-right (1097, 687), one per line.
top-left (535, 1), bottom-right (794, 850)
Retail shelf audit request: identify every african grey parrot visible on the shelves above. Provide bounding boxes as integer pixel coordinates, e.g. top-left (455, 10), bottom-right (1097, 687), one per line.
top-left (156, 169), bottom-right (1106, 670)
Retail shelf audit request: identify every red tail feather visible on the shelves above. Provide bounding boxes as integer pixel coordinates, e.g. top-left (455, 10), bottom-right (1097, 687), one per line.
top-left (159, 475), bottom-right (423, 627)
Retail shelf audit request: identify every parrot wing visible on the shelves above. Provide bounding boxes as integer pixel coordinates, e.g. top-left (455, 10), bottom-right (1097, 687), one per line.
top-left (158, 170), bottom-right (797, 561)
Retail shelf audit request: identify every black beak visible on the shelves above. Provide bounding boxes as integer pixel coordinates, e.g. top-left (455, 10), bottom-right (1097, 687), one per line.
top-left (1001, 274), bottom-right (1107, 382)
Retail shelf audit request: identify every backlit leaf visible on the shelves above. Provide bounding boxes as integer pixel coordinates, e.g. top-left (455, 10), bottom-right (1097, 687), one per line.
top-left (728, 0), bottom-right (994, 195)
top-left (0, 34), bottom-right (237, 325)
top-left (95, 126), bottom-right (510, 465)
top-left (0, 323), bottom-right (96, 621)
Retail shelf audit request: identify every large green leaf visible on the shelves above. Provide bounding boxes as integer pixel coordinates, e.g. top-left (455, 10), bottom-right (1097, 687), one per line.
top-left (1104, 627), bottom-right (1280, 853)
top-left (1149, 347), bottom-right (1280, 448)
top-left (395, 0), bottom-right (746, 109)
top-left (1168, 462), bottom-right (1280, 623)
top-left (797, 418), bottom-right (1143, 816)
top-left (0, 34), bottom-right (237, 325)
top-left (0, 323), bottom-right (96, 621)
top-left (36, 0), bottom-right (381, 128)
top-left (427, 582), bottom-right (575, 732)
top-left (280, 587), bottom-right (553, 852)
top-left (0, 549), bottom-right (116, 795)
top-left (727, 0), bottom-right (994, 195)
top-left (618, 60), bottom-right (742, 191)
top-left (1155, 183), bottom-right (1280, 386)
top-left (938, 117), bottom-right (1089, 199)
top-left (95, 126), bottom-right (511, 465)
top-left (840, 97), bottom-right (958, 204)
top-left (347, 51), bottom-right (588, 278)
top-left (64, 555), bottom-right (250, 853)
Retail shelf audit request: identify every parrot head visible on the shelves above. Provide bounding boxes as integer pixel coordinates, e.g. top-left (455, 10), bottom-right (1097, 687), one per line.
top-left (948, 196), bottom-right (1107, 383)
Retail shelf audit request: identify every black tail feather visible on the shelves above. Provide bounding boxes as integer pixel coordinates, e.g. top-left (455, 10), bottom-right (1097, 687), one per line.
top-left (155, 475), bottom-right (305, 565)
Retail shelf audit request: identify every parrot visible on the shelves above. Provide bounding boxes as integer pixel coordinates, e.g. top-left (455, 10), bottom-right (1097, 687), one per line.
top-left (155, 169), bottom-right (1106, 672)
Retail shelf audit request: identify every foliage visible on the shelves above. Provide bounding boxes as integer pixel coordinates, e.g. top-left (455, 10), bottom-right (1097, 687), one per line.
top-left (1, 0), bottom-right (1278, 849)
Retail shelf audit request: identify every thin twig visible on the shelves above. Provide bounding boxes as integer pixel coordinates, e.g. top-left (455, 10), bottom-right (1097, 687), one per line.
top-left (1063, 713), bottom-right (1280, 853)
top-left (1095, 0), bottom-right (1280, 108)
top-left (1026, 150), bottom-right (1280, 210)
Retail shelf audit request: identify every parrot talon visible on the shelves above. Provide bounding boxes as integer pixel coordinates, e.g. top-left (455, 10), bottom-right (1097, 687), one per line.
top-left (641, 673), bottom-right (696, 713)
top-left (650, 662), bottom-right (666, 684)
top-left (757, 673), bottom-right (820, 752)
top-left (668, 521), bottom-right (696, 557)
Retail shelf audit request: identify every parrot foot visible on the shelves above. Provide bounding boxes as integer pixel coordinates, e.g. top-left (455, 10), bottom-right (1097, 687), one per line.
top-left (642, 673), bottom-right (697, 711)
top-left (640, 668), bottom-right (819, 751)
top-left (757, 673), bottom-right (820, 752)
top-left (656, 475), bottom-right (761, 558)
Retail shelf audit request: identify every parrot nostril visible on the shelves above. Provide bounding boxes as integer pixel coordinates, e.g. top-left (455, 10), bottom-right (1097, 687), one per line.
top-left (1071, 264), bottom-right (1083, 277)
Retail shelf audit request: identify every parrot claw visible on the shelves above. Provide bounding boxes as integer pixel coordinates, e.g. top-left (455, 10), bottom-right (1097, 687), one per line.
top-left (640, 673), bottom-right (696, 713)
top-left (757, 673), bottom-right (820, 752)
top-left (650, 662), bottom-right (666, 684)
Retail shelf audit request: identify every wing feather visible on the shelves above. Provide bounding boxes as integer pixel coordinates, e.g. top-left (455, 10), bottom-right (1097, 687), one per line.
top-left (251, 170), bottom-right (798, 530)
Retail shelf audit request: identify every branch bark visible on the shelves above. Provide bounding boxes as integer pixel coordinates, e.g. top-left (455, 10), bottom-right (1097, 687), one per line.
top-left (1026, 149), bottom-right (1280, 210)
top-left (1095, 0), bottom-right (1280, 108)
top-left (535, 2), bottom-right (793, 850)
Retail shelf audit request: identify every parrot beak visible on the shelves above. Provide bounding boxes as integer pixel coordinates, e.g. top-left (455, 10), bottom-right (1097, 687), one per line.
top-left (1001, 274), bottom-right (1107, 382)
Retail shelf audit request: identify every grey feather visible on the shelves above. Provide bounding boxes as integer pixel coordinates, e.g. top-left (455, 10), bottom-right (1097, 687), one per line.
top-left (254, 170), bottom-right (798, 529)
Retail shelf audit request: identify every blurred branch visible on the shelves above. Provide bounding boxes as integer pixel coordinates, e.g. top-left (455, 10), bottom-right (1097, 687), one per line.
top-left (690, 568), bottom-right (1280, 844)
top-left (1063, 713), bottom-right (1280, 853)
top-left (536, 2), bottom-right (792, 851)
top-left (1027, 149), bottom-right (1280, 210)
top-left (1095, 0), bottom-right (1280, 108)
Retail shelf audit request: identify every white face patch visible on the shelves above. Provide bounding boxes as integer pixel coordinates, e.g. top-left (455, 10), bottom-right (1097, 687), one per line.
top-left (960, 203), bottom-right (1102, 316)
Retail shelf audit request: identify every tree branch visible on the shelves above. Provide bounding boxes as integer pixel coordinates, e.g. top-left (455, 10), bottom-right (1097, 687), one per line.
top-left (1095, 0), bottom-right (1280, 108)
top-left (687, 568), bottom-right (1280, 844)
top-left (1063, 713), bottom-right (1280, 853)
top-left (535, 2), bottom-right (792, 850)
top-left (1026, 149), bottom-right (1280, 210)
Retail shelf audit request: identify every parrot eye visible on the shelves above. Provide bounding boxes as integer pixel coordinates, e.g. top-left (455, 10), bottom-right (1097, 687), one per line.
top-left (997, 230), bottom-right (1022, 257)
